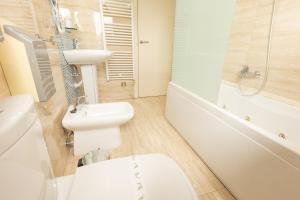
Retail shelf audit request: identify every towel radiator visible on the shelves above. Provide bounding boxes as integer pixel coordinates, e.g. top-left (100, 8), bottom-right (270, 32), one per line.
top-left (102, 0), bottom-right (134, 80)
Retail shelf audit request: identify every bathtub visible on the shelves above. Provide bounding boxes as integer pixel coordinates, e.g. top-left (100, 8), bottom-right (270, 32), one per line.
top-left (165, 81), bottom-right (300, 200)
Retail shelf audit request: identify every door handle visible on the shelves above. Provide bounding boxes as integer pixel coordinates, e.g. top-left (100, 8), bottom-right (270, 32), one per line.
top-left (140, 40), bottom-right (149, 44)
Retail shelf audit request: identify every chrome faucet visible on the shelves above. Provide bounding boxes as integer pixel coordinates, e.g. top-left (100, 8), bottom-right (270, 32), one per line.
top-left (239, 65), bottom-right (261, 79)
top-left (240, 65), bottom-right (249, 75)
top-left (0, 27), bottom-right (4, 42)
top-left (70, 96), bottom-right (87, 113)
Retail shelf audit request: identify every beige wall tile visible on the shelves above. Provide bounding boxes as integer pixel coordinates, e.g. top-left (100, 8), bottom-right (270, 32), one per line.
top-left (0, 63), bottom-right (10, 98)
top-left (223, 0), bottom-right (300, 105)
top-left (0, 0), bottom-right (38, 35)
top-left (98, 64), bottom-right (135, 101)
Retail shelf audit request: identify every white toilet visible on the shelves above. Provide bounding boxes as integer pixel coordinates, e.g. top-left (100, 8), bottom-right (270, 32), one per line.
top-left (0, 95), bottom-right (198, 200)
top-left (62, 101), bottom-right (134, 155)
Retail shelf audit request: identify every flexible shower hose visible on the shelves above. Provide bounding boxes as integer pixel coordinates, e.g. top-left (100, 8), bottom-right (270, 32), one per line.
top-left (238, 0), bottom-right (277, 96)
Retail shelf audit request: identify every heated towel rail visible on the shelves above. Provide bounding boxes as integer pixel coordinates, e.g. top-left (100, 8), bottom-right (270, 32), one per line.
top-left (102, 0), bottom-right (134, 80)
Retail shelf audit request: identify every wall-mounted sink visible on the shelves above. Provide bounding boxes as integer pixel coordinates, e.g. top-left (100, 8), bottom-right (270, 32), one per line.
top-left (63, 49), bottom-right (113, 104)
top-left (63, 49), bottom-right (112, 65)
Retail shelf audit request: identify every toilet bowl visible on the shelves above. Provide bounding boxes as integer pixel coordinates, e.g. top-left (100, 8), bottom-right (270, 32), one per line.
top-left (0, 95), bottom-right (198, 200)
top-left (62, 102), bottom-right (134, 155)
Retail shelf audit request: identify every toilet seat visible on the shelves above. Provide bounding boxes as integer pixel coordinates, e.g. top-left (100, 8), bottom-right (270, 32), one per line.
top-left (58, 154), bottom-right (198, 200)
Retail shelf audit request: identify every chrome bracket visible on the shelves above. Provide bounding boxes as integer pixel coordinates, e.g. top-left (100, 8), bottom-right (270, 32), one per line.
top-left (0, 27), bottom-right (4, 42)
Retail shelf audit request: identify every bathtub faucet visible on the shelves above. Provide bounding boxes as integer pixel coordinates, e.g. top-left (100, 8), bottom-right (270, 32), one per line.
top-left (239, 65), bottom-right (261, 79)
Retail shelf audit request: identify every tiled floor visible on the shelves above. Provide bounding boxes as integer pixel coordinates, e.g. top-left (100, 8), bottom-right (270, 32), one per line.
top-left (64, 96), bottom-right (236, 200)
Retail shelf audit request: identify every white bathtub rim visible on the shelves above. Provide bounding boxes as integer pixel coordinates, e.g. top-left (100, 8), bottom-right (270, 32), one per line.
top-left (168, 82), bottom-right (300, 171)
top-left (221, 80), bottom-right (300, 115)
top-left (218, 81), bottom-right (300, 151)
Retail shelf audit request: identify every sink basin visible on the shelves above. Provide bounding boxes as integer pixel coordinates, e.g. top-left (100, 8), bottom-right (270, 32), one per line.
top-left (63, 49), bottom-right (112, 65)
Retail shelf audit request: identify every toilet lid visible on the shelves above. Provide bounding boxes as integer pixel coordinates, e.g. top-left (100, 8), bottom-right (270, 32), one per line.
top-left (68, 154), bottom-right (198, 200)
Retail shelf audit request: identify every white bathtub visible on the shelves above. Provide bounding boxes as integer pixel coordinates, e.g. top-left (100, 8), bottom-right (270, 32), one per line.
top-left (166, 81), bottom-right (300, 200)
top-left (218, 81), bottom-right (300, 154)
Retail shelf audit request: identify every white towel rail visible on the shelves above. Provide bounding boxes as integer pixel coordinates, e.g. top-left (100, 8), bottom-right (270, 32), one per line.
top-left (102, 0), bottom-right (134, 80)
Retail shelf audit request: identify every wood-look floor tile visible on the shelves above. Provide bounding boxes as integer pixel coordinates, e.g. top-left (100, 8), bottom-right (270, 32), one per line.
top-left (63, 96), bottom-right (236, 199)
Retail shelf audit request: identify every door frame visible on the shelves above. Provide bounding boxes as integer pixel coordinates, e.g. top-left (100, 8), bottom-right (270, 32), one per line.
top-left (134, 0), bottom-right (175, 98)
top-left (133, 0), bottom-right (139, 98)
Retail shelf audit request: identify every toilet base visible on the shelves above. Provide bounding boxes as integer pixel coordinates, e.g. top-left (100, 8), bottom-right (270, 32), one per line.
top-left (74, 127), bottom-right (121, 156)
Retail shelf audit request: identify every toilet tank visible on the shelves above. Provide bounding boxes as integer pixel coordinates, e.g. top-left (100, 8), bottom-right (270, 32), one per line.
top-left (0, 95), bottom-right (57, 200)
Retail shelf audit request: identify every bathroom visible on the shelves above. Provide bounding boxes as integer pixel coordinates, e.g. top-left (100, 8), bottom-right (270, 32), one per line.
top-left (0, 0), bottom-right (299, 199)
